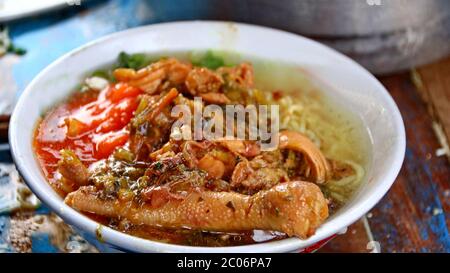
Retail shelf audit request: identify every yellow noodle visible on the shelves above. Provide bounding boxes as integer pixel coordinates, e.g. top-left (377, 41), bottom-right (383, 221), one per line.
top-left (268, 90), bottom-right (367, 205)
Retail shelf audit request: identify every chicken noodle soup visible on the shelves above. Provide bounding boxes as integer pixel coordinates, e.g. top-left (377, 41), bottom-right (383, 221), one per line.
top-left (33, 52), bottom-right (369, 246)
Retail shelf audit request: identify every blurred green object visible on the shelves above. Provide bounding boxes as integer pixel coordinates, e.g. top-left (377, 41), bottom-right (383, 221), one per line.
top-left (192, 51), bottom-right (225, 70)
top-left (117, 51), bottom-right (152, 70)
top-left (0, 26), bottom-right (26, 57)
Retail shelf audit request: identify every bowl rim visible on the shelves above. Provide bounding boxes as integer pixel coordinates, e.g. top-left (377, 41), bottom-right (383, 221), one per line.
top-left (9, 21), bottom-right (406, 253)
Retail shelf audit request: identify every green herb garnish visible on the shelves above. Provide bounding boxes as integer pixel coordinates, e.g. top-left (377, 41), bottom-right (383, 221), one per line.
top-left (0, 26), bottom-right (26, 56)
top-left (117, 51), bottom-right (151, 70)
top-left (153, 161), bottom-right (163, 170)
top-left (192, 51), bottom-right (225, 70)
top-left (90, 69), bottom-right (113, 81)
top-left (7, 44), bottom-right (26, 56)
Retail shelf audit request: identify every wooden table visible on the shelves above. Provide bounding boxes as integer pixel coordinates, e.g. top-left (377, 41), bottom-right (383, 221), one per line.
top-left (319, 57), bottom-right (450, 253)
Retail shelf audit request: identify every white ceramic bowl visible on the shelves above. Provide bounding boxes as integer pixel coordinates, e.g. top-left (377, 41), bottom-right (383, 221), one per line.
top-left (9, 21), bottom-right (405, 253)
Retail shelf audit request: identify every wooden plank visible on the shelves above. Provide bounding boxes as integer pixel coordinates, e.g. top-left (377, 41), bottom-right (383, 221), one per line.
top-left (366, 73), bottom-right (450, 253)
top-left (414, 56), bottom-right (450, 147)
top-left (317, 219), bottom-right (372, 253)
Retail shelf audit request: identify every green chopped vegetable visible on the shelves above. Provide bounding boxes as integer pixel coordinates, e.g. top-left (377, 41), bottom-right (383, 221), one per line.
top-left (1, 26), bottom-right (26, 56)
top-left (91, 69), bottom-right (112, 79)
top-left (117, 51), bottom-right (151, 70)
top-left (7, 44), bottom-right (26, 56)
top-left (89, 69), bottom-right (115, 82)
top-left (192, 51), bottom-right (225, 70)
top-left (154, 161), bottom-right (163, 170)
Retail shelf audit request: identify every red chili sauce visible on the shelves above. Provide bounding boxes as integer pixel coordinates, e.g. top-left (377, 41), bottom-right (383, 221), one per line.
top-left (34, 83), bottom-right (142, 195)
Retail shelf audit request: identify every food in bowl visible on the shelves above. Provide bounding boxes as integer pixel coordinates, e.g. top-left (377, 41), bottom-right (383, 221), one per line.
top-left (33, 51), bottom-right (369, 247)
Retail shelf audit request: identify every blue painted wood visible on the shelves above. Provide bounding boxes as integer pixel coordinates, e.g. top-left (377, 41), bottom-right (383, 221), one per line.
top-left (0, 149), bottom-right (12, 163)
top-left (369, 74), bottom-right (450, 253)
top-left (7, 0), bottom-right (218, 97)
top-left (31, 233), bottom-right (60, 253)
top-left (9, 0), bottom-right (164, 98)
top-left (0, 216), bottom-right (14, 253)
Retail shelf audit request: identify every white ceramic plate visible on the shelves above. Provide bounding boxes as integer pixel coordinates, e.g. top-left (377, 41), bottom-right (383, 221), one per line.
top-left (9, 21), bottom-right (406, 253)
top-left (0, 0), bottom-right (78, 22)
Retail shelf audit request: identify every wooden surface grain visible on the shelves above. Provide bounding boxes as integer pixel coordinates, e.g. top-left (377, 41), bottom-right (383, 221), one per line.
top-left (370, 72), bottom-right (449, 252)
top-left (319, 66), bottom-right (450, 253)
top-left (318, 219), bottom-right (373, 253)
top-left (414, 57), bottom-right (450, 148)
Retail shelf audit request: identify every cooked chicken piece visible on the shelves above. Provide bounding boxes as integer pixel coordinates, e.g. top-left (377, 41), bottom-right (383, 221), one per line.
top-left (217, 139), bottom-right (260, 157)
top-left (197, 154), bottom-right (226, 179)
top-left (143, 155), bottom-right (231, 193)
top-left (182, 141), bottom-right (237, 180)
top-left (65, 181), bottom-right (328, 239)
top-left (113, 58), bottom-right (191, 94)
top-left (57, 149), bottom-right (90, 186)
top-left (217, 63), bottom-right (254, 88)
top-left (167, 62), bottom-right (193, 85)
top-left (129, 89), bottom-right (179, 160)
top-left (185, 67), bottom-right (231, 104)
top-left (279, 131), bottom-right (330, 184)
top-left (185, 67), bottom-right (223, 95)
top-left (231, 151), bottom-right (289, 194)
top-left (149, 141), bottom-right (176, 160)
top-left (231, 162), bottom-right (289, 195)
top-left (198, 92), bottom-right (230, 104)
top-left (134, 88), bottom-right (179, 125)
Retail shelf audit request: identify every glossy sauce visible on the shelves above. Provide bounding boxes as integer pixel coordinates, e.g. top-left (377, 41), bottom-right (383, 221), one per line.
top-left (34, 83), bottom-right (142, 194)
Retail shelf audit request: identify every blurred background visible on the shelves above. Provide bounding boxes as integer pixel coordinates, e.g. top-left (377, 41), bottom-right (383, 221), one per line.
top-left (0, 0), bottom-right (449, 253)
